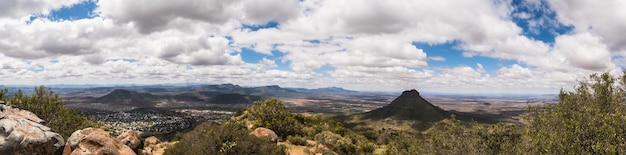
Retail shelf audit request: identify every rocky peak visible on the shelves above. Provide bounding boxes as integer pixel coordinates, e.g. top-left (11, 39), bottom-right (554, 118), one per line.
top-left (401, 89), bottom-right (420, 96)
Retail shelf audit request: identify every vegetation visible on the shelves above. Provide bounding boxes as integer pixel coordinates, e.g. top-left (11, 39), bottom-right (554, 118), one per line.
top-left (0, 86), bottom-right (97, 138)
top-left (383, 72), bottom-right (626, 154)
top-left (4, 72), bottom-right (624, 154)
top-left (287, 135), bottom-right (308, 146)
top-left (521, 72), bottom-right (626, 154)
top-left (164, 122), bottom-right (286, 155)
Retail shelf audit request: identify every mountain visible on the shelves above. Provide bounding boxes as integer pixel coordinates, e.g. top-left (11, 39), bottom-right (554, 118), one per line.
top-left (362, 89), bottom-right (448, 121)
top-left (93, 89), bottom-right (161, 107)
top-left (341, 89), bottom-right (449, 131)
top-left (244, 85), bottom-right (299, 96)
top-left (290, 87), bottom-right (358, 95)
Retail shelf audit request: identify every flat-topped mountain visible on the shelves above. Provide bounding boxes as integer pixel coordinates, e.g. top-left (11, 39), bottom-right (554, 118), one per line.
top-left (362, 89), bottom-right (448, 121)
top-left (341, 89), bottom-right (449, 131)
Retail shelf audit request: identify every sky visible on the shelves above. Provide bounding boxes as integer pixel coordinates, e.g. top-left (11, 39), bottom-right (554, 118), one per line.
top-left (0, 0), bottom-right (625, 94)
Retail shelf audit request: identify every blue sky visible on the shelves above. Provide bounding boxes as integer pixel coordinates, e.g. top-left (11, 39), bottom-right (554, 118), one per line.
top-left (0, 0), bottom-right (624, 94)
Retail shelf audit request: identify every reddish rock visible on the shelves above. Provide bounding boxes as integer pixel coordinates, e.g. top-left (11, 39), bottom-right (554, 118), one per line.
top-left (250, 127), bottom-right (278, 143)
top-left (117, 130), bottom-right (142, 151)
top-left (63, 128), bottom-right (136, 155)
top-left (141, 136), bottom-right (175, 155)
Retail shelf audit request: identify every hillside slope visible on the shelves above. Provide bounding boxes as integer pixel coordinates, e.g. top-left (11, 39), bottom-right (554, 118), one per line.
top-left (341, 89), bottom-right (449, 131)
top-left (93, 89), bottom-right (160, 107)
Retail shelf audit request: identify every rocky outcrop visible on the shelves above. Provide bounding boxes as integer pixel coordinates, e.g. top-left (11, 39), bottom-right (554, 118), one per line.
top-left (117, 130), bottom-right (142, 151)
top-left (0, 104), bottom-right (65, 154)
top-left (63, 128), bottom-right (136, 155)
top-left (141, 136), bottom-right (175, 155)
top-left (250, 127), bottom-right (278, 143)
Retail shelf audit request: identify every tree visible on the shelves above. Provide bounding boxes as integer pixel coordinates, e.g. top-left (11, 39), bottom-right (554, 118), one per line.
top-left (244, 98), bottom-right (304, 139)
top-left (0, 86), bottom-right (97, 138)
top-left (522, 72), bottom-right (626, 154)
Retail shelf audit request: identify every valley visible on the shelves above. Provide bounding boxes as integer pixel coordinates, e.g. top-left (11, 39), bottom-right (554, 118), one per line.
top-left (8, 84), bottom-right (554, 137)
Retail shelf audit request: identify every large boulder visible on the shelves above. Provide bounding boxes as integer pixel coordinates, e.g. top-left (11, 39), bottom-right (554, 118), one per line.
top-left (141, 136), bottom-right (175, 155)
top-left (116, 130), bottom-right (142, 151)
top-left (63, 128), bottom-right (136, 155)
top-left (0, 104), bottom-right (65, 154)
top-left (250, 127), bottom-right (278, 143)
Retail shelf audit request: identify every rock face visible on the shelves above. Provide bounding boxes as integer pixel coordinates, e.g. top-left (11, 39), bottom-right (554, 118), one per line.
top-left (0, 104), bottom-right (65, 154)
top-left (141, 136), bottom-right (175, 155)
top-left (250, 127), bottom-right (278, 143)
top-left (117, 130), bottom-right (142, 151)
top-left (63, 128), bottom-right (136, 155)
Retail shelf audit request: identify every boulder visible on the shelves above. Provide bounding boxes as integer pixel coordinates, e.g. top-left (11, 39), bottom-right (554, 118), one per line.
top-left (141, 136), bottom-right (175, 155)
top-left (117, 130), bottom-right (142, 151)
top-left (0, 104), bottom-right (65, 154)
top-left (249, 127), bottom-right (278, 143)
top-left (63, 128), bottom-right (136, 155)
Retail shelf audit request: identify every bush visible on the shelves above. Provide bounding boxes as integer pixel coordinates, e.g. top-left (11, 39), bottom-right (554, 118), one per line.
top-left (0, 86), bottom-right (98, 138)
top-left (164, 122), bottom-right (286, 155)
top-left (245, 98), bottom-right (304, 139)
top-left (287, 135), bottom-right (308, 146)
top-left (521, 72), bottom-right (626, 154)
top-left (315, 131), bottom-right (356, 154)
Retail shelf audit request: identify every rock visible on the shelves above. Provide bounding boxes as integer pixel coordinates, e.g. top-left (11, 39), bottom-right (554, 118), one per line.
top-left (250, 127), bottom-right (278, 143)
top-left (117, 130), bottom-right (142, 151)
top-left (0, 104), bottom-right (65, 154)
top-left (141, 136), bottom-right (175, 155)
top-left (63, 128), bottom-right (136, 155)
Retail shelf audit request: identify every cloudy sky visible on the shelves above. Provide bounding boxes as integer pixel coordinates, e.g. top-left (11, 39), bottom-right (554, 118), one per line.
top-left (0, 0), bottom-right (624, 94)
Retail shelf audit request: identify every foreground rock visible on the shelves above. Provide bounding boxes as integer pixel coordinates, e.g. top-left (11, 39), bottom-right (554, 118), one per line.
top-left (250, 127), bottom-right (278, 143)
top-left (63, 128), bottom-right (136, 155)
top-left (141, 136), bottom-right (176, 155)
top-left (117, 130), bottom-right (142, 151)
top-left (0, 103), bottom-right (65, 154)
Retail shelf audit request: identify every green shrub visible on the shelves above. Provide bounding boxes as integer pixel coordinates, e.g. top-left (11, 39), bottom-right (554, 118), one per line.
top-left (287, 135), bottom-right (308, 146)
top-left (164, 122), bottom-right (286, 155)
top-left (315, 131), bottom-right (356, 154)
top-left (245, 98), bottom-right (304, 139)
top-left (521, 72), bottom-right (626, 154)
top-left (0, 86), bottom-right (98, 138)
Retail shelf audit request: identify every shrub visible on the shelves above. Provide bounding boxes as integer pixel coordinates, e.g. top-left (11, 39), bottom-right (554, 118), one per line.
top-left (164, 122), bottom-right (286, 155)
top-left (521, 72), bottom-right (626, 154)
top-left (287, 135), bottom-right (308, 146)
top-left (245, 98), bottom-right (304, 139)
top-left (315, 131), bottom-right (356, 154)
top-left (0, 86), bottom-right (98, 138)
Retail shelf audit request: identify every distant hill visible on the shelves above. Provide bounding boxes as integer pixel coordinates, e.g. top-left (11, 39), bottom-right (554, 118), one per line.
top-left (209, 93), bottom-right (252, 104)
top-left (341, 89), bottom-right (449, 131)
top-left (93, 89), bottom-right (161, 107)
top-left (290, 87), bottom-right (358, 95)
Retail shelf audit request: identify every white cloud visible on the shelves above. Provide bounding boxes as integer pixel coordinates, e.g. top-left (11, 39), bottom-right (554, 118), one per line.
top-left (96, 0), bottom-right (241, 33)
top-left (429, 56), bottom-right (446, 61)
top-left (548, 0), bottom-right (626, 51)
top-left (1, 0), bottom-right (624, 94)
top-left (156, 35), bottom-right (244, 66)
top-left (551, 32), bottom-right (613, 71)
top-left (0, 0), bottom-right (84, 19)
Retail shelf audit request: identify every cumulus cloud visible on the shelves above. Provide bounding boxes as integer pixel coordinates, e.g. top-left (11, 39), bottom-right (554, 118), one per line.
top-left (0, 0), bottom-right (84, 19)
top-left (1, 0), bottom-right (624, 94)
top-left (156, 36), bottom-right (244, 66)
top-left (551, 32), bottom-right (613, 71)
top-left (548, 0), bottom-right (626, 51)
top-left (96, 0), bottom-right (240, 33)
